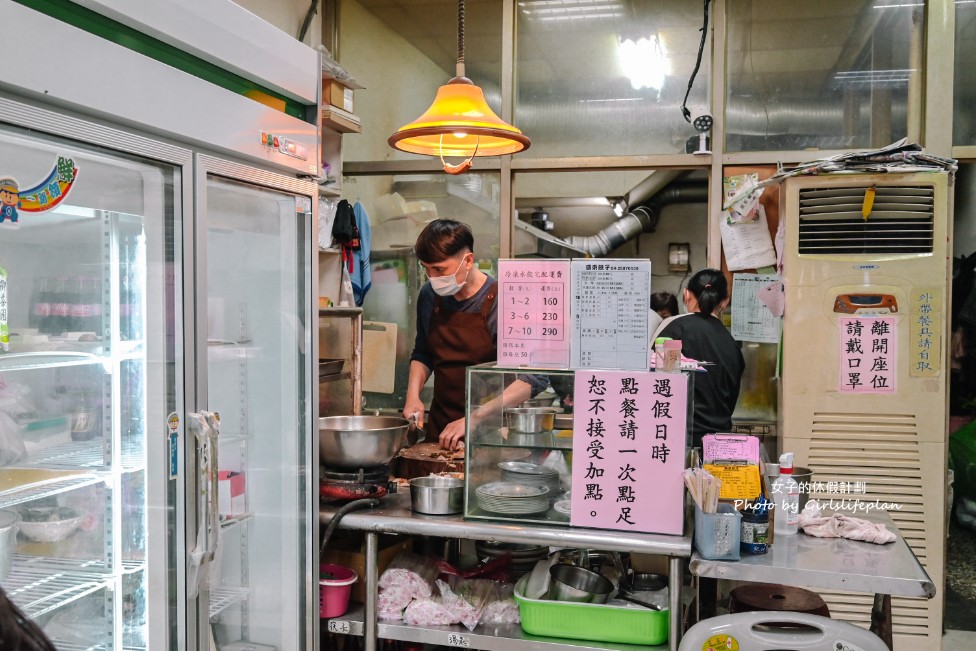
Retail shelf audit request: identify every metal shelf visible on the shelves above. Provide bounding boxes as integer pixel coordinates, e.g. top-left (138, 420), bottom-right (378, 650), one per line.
top-left (20, 439), bottom-right (145, 471)
top-left (12, 554), bottom-right (144, 576)
top-left (209, 585), bottom-right (250, 619)
top-left (220, 513), bottom-right (254, 530)
top-left (0, 351), bottom-right (104, 371)
top-left (5, 566), bottom-right (109, 619)
top-left (50, 642), bottom-right (107, 651)
top-left (324, 606), bottom-right (668, 651)
top-left (0, 472), bottom-right (106, 510)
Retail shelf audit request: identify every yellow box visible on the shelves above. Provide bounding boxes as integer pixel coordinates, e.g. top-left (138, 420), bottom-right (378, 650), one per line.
top-left (321, 532), bottom-right (412, 604)
top-left (323, 79), bottom-right (354, 113)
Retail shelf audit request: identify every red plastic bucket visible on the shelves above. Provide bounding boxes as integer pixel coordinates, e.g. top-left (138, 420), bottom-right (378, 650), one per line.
top-left (320, 563), bottom-right (357, 618)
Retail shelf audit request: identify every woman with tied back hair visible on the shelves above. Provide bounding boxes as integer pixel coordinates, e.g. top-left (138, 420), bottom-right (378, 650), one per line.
top-left (0, 585), bottom-right (58, 650)
top-left (656, 268), bottom-right (745, 449)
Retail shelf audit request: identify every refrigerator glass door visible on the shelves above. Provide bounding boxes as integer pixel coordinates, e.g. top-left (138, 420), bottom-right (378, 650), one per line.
top-left (202, 173), bottom-right (312, 650)
top-left (0, 122), bottom-right (179, 649)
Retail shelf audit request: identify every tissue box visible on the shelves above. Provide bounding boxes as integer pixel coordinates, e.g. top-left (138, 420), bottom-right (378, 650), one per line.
top-left (218, 471), bottom-right (246, 517)
top-left (323, 79), bottom-right (354, 113)
top-left (694, 504), bottom-right (741, 561)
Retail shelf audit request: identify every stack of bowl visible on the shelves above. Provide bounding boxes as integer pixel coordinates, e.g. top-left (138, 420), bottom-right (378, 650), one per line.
top-left (498, 462), bottom-right (561, 494)
top-left (475, 541), bottom-right (550, 578)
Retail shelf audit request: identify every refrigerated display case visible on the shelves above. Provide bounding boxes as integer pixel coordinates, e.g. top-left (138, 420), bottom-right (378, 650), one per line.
top-left (1, 1), bottom-right (321, 649)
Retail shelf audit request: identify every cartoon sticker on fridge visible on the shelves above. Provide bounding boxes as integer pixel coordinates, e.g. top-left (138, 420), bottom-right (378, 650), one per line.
top-left (0, 155), bottom-right (79, 224)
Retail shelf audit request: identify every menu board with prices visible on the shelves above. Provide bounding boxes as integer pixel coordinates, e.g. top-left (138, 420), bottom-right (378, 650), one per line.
top-left (497, 260), bottom-right (570, 367)
top-left (570, 259), bottom-right (652, 370)
top-left (570, 370), bottom-right (687, 535)
top-left (839, 316), bottom-right (897, 393)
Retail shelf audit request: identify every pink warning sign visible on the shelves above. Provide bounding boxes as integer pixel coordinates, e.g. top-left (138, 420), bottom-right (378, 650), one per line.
top-left (838, 316), bottom-right (897, 393)
top-left (570, 370), bottom-right (687, 535)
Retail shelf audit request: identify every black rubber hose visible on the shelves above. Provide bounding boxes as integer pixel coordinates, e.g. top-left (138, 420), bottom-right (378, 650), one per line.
top-left (320, 498), bottom-right (380, 556)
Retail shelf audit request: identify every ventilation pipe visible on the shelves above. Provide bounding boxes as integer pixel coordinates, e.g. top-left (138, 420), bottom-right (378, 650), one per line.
top-left (562, 181), bottom-right (708, 257)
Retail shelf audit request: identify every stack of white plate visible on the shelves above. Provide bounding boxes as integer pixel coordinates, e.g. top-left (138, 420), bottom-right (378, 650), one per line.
top-left (498, 462), bottom-right (561, 493)
top-left (553, 500), bottom-right (571, 517)
top-left (475, 482), bottom-right (550, 515)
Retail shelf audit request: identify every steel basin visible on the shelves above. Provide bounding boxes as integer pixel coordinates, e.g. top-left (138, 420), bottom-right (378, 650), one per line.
top-left (505, 407), bottom-right (559, 433)
top-left (319, 415), bottom-right (409, 469)
top-left (409, 476), bottom-right (464, 515)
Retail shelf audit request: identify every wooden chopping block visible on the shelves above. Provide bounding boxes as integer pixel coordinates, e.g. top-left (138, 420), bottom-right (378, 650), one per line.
top-left (362, 321), bottom-right (398, 394)
top-left (392, 442), bottom-right (464, 479)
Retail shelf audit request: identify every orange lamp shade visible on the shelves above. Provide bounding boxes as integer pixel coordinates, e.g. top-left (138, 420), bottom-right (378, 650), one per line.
top-left (388, 77), bottom-right (531, 157)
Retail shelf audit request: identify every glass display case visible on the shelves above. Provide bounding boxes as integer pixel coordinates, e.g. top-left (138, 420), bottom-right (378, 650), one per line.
top-left (463, 364), bottom-right (574, 527)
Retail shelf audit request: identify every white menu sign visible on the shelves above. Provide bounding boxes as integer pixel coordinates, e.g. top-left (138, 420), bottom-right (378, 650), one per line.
top-left (497, 260), bottom-right (571, 367)
top-left (570, 259), bottom-right (652, 370)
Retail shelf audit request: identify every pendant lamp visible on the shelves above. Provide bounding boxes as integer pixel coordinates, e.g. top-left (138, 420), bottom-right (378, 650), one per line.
top-left (388, 0), bottom-right (531, 174)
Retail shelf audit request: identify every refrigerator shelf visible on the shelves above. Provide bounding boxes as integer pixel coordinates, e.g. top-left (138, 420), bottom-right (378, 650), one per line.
top-left (0, 473), bottom-right (106, 510)
top-left (0, 351), bottom-right (104, 372)
top-left (5, 566), bottom-right (108, 619)
top-left (12, 554), bottom-right (144, 576)
top-left (49, 642), bottom-right (107, 651)
top-left (220, 513), bottom-right (254, 530)
top-left (209, 585), bottom-right (250, 619)
top-left (20, 439), bottom-right (146, 471)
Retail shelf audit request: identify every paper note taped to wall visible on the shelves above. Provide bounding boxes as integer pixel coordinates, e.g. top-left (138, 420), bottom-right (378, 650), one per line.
top-left (720, 204), bottom-right (777, 271)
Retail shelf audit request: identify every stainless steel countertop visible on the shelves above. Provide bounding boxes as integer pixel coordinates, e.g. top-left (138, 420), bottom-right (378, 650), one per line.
top-left (690, 507), bottom-right (935, 598)
top-left (320, 491), bottom-right (693, 556)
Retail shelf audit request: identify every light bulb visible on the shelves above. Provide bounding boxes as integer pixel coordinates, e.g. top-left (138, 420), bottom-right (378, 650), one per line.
top-left (452, 131), bottom-right (467, 139)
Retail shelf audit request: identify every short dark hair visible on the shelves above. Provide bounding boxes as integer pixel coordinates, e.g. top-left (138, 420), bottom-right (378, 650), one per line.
top-left (414, 219), bottom-right (474, 263)
top-left (687, 268), bottom-right (729, 317)
top-left (651, 291), bottom-right (679, 316)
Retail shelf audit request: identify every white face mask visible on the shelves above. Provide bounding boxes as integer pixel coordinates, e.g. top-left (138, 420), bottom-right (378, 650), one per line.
top-left (428, 255), bottom-right (471, 297)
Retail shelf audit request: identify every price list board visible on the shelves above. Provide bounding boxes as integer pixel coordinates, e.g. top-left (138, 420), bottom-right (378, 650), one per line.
top-left (570, 259), bottom-right (652, 370)
top-left (497, 260), bottom-right (570, 367)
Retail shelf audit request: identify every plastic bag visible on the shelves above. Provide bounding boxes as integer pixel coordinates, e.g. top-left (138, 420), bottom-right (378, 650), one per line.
top-left (437, 577), bottom-right (495, 631)
top-left (0, 409), bottom-right (27, 466)
top-left (481, 584), bottom-right (520, 625)
top-left (402, 597), bottom-right (459, 627)
top-left (378, 552), bottom-right (441, 598)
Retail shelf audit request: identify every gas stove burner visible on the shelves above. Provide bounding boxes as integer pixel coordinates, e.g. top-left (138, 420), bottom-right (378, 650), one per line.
top-left (320, 464), bottom-right (395, 501)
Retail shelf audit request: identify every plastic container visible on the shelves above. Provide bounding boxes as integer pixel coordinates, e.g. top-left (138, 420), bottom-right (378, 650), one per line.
top-left (0, 510), bottom-right (21, 580)
top-left (773, 452), bottom-right (800, 536)
top-left (661, 340), bottom-right (682, 372)
top-left (654, 337), bottom-right (671, 370)
top-left (513, 574), bottom-right (669, 646)
top-left (319, 563), bottom-right (358, 618)
top-left (694, 504), bottom-right (741, 560)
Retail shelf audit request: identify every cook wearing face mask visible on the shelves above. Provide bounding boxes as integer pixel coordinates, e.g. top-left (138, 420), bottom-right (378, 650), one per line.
top-left (404, 219), bottom-right (537, 451)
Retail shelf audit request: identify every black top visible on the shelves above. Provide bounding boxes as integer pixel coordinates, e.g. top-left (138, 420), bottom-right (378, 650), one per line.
top-left (659, 313), bottom-right (745, 440)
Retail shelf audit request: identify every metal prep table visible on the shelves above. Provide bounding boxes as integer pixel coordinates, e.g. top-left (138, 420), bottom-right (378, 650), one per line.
top-left (689, 508), bottom-right (935, 649)
top-left (320, 491), bottom-right (693, 651)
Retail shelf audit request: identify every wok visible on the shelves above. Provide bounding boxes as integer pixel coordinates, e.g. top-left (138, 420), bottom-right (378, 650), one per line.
top-left (319, 415), bottom-right (410, 469)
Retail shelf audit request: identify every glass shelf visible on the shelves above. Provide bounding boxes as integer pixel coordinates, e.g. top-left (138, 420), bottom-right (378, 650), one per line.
top-left (49, 641), bottom-right (107, 651)
top-left (209, 585), bottom-right (250, 619)
top-left (0, 472), bottom-right (106, 510)
top-left (473, 429), bottom-right (573, 451)
top-left (6, 566), bottom-right (109, 619)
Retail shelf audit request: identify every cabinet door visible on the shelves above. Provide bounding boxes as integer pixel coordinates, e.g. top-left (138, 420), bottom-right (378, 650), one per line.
top-left (195, 162), bottom-right (316, 650)
top-left (0, 119), bottom-right (182, 650)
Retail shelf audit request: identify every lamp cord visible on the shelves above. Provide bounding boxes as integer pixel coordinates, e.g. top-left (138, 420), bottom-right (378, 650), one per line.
top-left (457, 0), bottom-right (466, 70)
top-left (681, 0), bottom-right (712, 123)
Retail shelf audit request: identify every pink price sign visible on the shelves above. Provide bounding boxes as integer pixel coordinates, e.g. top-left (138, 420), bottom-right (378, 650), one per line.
top-left (497, 260), bottom-right (570, 367)
top-left (570, 370), bottom-right (687, 535)
top-left (838, 316), bottom-right (897, 393)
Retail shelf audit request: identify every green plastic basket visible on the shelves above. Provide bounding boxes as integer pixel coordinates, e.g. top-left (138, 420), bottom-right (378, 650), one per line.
top-left (513, 575), bottom-right (669, 646)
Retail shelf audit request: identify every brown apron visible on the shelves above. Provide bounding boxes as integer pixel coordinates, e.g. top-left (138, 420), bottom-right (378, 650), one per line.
top-left (425, 283), bottom-right (497, 443)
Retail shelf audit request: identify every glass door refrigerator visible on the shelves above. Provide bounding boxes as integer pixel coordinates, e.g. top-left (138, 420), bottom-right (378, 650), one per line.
top-left (0, 1), bottom-right (321, 649)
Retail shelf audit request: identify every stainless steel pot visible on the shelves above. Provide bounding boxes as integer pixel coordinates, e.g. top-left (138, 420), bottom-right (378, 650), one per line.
top-left (548, 563), bottom-right (614, 603)
top-left (319, 415), bottom-right (410, 469)
top-left (0, 509), bottom-right (21, 580)
top-left (505, 407), bottom-right (559, 433)
top-left (409, 476), bottom-right (464, 515)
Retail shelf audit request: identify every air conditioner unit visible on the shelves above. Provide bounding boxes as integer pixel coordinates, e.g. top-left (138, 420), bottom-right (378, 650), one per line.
top-left (779, 172), bottom-right (950, 651)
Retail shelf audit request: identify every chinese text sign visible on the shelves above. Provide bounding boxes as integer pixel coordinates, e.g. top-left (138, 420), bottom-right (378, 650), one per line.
top-left (571, 370), bottom-right (687, 535)
top-left (497, 260), bottom-right (570, 367)
top-left (910, 288), bottom-right (941, 377)
top-left (839, 317), bottom-right (897, 393)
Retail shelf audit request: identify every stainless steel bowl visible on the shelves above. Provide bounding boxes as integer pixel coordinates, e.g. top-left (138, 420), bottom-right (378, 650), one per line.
top-left (547, 564), bottom-right (614, 603)
top-left (319, 415), bottom-right (409, 469)
top-left (523, 394), bottom-right (557, 408)
top-left (409, 476), bottom-right (464, 515)
top-left (505, 407), bottom-right (559, 433)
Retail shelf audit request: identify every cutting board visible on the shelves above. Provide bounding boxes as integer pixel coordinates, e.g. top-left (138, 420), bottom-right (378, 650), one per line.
top-left (362, 321), bottom-right (398, 393)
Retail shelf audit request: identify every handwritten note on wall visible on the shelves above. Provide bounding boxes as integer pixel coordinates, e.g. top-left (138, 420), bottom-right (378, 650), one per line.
top-left (571, 370), bottom-right (687, 535)
top-left (839, 317), bottom-right (897, 393)
top-left (497, 260), bottom-right (571, 367)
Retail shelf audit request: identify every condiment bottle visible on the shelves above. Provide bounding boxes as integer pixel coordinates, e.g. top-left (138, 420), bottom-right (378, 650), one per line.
top-left (740, 494), bottom-right (770, 555)
top-left (654, 337), bottom-right (671, 370)
top-left (662, 339), bottom-right (682, 372)
top-left (773, 452), bottom-right (800, 536)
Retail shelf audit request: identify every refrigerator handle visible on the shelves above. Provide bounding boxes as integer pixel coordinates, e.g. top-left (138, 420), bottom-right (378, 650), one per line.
top-left (203, 411), bottom-right (221, 559)
top-left (187, 412), bottom-right (219, 598)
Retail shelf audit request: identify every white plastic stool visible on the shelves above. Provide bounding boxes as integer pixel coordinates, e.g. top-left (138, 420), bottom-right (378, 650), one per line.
top-left (678, 611), bottom-right (888, 651)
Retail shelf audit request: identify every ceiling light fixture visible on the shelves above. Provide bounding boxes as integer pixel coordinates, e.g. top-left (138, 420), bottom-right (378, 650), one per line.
top-left (618, 35), bottom-right (669, 91)
top-left (388, 0), bottom-right (530, 174)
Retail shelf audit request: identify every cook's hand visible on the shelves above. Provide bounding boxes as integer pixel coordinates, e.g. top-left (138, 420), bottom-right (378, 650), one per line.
top-left (402, 399), bottom-right (425, 429)
top-left (439, 417), bottom-right (466, 451)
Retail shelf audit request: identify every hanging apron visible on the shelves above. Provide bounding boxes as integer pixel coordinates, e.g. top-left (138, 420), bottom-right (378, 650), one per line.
top-left (425, 283), bottom-right (497, 443)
